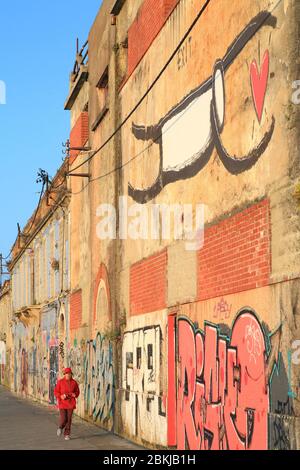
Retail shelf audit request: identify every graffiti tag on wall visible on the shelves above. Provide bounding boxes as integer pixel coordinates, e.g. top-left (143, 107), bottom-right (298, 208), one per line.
top-left (168, 309), bottom-right (281, 450)
top-left (84, 333), bottom-right (114, 429)
top-left (68, 345), bottom-right (84, 384)
top-left (49, 346), bottom-right (59, 405)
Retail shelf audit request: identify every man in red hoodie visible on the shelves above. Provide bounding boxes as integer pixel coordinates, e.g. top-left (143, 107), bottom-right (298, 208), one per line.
top-left (54, 367), bottom-right (80, 440)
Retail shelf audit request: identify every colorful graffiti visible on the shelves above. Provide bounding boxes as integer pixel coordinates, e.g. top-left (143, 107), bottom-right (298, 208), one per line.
top-left (35, 345), bottom-right (49, 400)
top-left (58, 341), bottom-right (65, 373)
top-left (11, 303), bottom-right (61, 403)
top-left (270, 397), bottom-right (294, 451)
top-left (272, 415), bottom-right (291, 450)
top-left (68, 345), bottom-right (84, 384)
top-left (122, 326), bottom-right (167, 446)
top-left (49, 346), bottom-right (59, 404)
top-left (28, 346), bottom-right (37, 396)
top-left (59, 341), bottom-right (65, 360)
top-left (84, 333), bottom-right (114, 429)
top-left (168, 309), bottom-right (283, 450)
top-left (268, 348), bottom-right (296, 450)
top-left (128, 11), bottom-right (276, 204)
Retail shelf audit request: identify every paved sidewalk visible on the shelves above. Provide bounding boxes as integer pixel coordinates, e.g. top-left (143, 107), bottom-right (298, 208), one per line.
top-left (0, 385), bottom-right (143, 450)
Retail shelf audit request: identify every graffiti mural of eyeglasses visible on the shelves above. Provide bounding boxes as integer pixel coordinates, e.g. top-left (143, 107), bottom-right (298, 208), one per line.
top-left (128, 11), bottom-right (277, 204)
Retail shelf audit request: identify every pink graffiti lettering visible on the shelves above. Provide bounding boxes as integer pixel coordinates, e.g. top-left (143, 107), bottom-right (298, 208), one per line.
top-left (174, 311), bottom-right (272, 450)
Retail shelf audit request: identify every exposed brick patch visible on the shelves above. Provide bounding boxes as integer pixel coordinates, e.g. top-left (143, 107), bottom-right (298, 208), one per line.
top-left (70, 290), bottom-right (82, 330)
top-left (198, 199), bottom-right (271, 300)
top-left (130, 249), bottom-right (168, 315)
top-left (127, 0), bottom-right (179, 78)
top-left (69, 112), bottom-right (89, 164)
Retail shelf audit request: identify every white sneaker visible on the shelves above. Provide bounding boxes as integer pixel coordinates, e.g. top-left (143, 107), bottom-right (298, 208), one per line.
top-left (65, 435), bottom-right (70, 441)
top-left (57, 428), bottom-right (62, 437)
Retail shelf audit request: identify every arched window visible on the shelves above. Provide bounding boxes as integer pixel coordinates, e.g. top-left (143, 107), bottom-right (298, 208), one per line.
top-left (95, 279), bottom-right (109, 325)
top-left (93, 264), bottom-right (111, 331)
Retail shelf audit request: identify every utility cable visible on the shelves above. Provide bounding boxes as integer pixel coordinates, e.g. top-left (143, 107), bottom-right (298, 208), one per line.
top-left (65, 0), bottom-right (282, 196)
top-left (67, 0), bottom-right (212, 175)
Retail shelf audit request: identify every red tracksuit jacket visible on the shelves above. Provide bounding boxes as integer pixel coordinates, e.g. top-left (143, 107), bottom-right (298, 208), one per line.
top-left (54, 377), bottom-right (80, 409)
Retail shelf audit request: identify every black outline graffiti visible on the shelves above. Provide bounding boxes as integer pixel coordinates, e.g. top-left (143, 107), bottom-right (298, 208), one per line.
top-left (59, 341), bottom-right (65, 359)
top-left (49, 346), bottom-right (59, 405)
top-left (273, 416), bottom-right (291, 450)
top-left (128, 11), bottom-right (277, 204)
top-left (123, 325), bottom-right (166, 423)
top-left (175, 308), bottom-right (281, 450)
top-left (84, 333), bottom-right (115, 426)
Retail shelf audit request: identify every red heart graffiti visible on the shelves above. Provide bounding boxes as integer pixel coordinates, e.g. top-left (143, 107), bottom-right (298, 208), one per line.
top-left (250, 50), bottom-right (270, 123)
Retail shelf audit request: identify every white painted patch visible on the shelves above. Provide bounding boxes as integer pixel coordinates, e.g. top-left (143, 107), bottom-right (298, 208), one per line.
top-left (162, 64), bottom-right (225, 173)
top-left (162, 89), bottom-right (212, 172)
top-left (122, 325), bottom-right (167, 446)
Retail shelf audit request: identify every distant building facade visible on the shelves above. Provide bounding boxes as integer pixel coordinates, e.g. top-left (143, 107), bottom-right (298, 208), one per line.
top-left (0, 280), bottom-right (12, 387)
top-left (8, 162), bottom-right (70, 402)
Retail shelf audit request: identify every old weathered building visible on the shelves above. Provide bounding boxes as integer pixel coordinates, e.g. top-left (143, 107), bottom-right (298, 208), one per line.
top-left (6, 162), bottom-right (70, 403)
top-left (1, 0), bottom-right (300, 451)
top-left (0, 280), bottom-right (12, 388)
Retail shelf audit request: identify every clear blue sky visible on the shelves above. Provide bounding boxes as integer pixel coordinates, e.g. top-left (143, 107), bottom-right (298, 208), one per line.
top-left (0, 0), bottom-right (102, 261)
